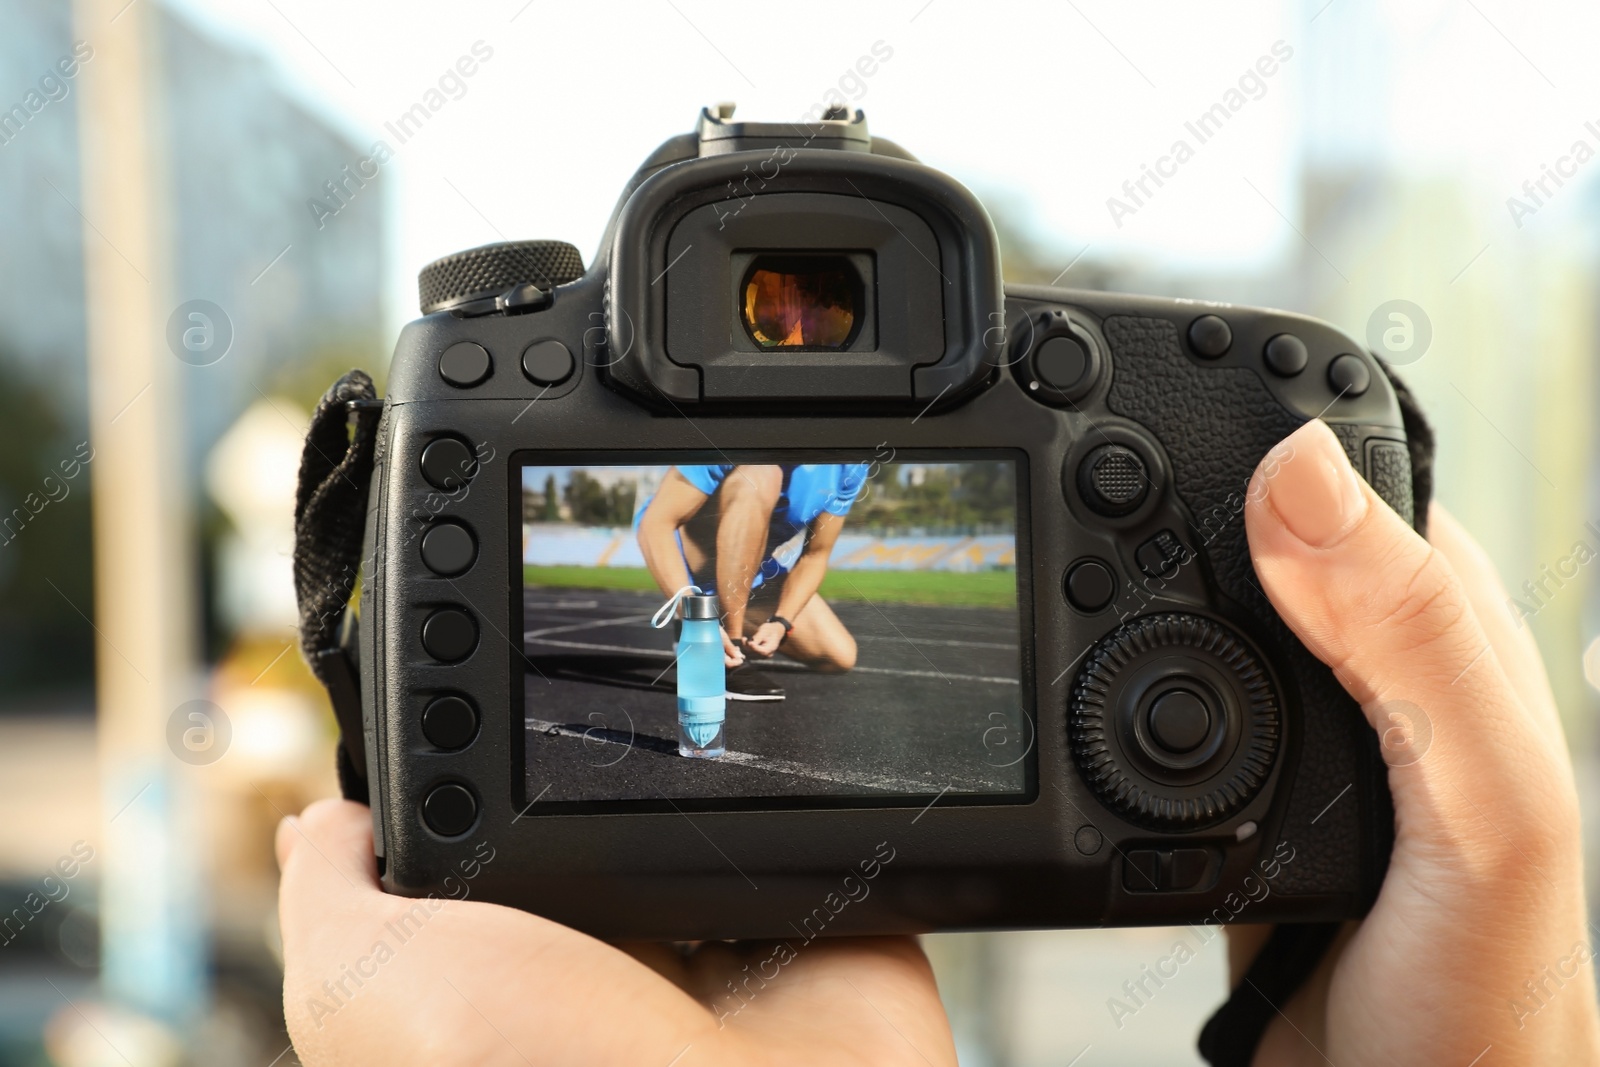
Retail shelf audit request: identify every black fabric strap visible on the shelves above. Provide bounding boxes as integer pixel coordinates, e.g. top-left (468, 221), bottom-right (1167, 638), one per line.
top-left (1198, 921), bottom-right (1344, 1065)
top-left (293, 369), bottom-right (382, 804)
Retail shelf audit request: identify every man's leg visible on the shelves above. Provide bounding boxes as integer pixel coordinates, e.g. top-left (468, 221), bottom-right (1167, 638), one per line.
top-left (772, 594), bottom-right (857, 673)
top-left (712, 465), bottom-right (782, 637)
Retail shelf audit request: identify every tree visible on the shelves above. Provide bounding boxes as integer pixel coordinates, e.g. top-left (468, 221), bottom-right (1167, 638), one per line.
top-left (542, 474), bottom-right (560, 522)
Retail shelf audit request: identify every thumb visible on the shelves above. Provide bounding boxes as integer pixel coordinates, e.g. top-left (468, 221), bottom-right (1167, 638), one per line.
top-left (1243, 420), bottom-right (1547, 830)
top-left (277, 799), bottom-right (384, 955)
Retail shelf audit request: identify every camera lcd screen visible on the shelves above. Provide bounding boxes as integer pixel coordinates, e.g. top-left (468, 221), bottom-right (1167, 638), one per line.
top-left (517, 454), bottom-right (1033, 811)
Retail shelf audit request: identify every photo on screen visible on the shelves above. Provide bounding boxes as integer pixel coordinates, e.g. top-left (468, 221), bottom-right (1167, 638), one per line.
top-left (517, 454), bottom-right (1031, 810)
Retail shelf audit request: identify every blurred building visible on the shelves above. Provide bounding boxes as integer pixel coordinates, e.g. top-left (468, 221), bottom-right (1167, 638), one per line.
top-left (0, 2), bottom-right (386, 1065)
top-left (0, 0), bottom-right (386, 468)
top-left (0, 0), bottom-right (387, 709)
top-left (1290, 0), bottom-right (1600, 744)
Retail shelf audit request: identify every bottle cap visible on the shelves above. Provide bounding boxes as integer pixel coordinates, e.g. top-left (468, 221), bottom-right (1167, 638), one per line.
top-left (680, 593), bottom-right (721, 620)
top-left (650, 586), bottom-right (723, 628)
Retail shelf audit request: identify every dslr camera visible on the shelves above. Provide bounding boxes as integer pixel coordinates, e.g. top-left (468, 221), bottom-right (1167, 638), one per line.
top-left (321, 106), bottom-right (1423, 940)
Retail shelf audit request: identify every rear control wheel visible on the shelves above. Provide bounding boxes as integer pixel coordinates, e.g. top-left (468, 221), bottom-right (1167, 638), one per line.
top-left (1069, 613), bottom-right (1280, 830)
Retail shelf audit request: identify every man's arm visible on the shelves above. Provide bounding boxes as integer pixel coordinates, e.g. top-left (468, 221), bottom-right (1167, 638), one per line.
top-left (776, 511), bottom-right (845, 621)
top-left (746, 511), bottom-right (846, 657)
top-left (635, 469), bottom-right (708, 596)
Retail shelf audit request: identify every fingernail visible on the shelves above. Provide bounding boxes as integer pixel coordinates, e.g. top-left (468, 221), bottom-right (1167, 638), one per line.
top-left (1262, 420), bottom-right (1368, 547)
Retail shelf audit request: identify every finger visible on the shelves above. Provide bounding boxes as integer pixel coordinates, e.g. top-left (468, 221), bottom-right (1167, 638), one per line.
top-left (277, 798), bottom-right (383, 953)
top-left (1244, 421), bottom-right (1562, 832)
top-left (274, 814), bottom-right (299, 871)
top-left (1426, 503), bottom-right (1563, 739)
top-left (1248, 439), bottom-right (1597, 1067)
top-left (279, 797), bottom-right (379, 885)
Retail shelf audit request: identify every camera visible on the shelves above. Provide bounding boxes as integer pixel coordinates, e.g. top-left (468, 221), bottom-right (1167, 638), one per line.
top-left (330, 105), bottom-right (1422, 939)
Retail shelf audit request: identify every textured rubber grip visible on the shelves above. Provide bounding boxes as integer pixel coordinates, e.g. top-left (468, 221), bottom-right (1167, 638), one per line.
top-left (418, 240), bottom-right (586, 313)
top-left (1366, 439), bottom-right (1414, 526)
top-left (1099, 314), bottom-right (1392, 900)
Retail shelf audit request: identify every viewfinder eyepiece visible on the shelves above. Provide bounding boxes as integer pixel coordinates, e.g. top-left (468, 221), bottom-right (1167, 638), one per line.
top-left (740, 254), bottom-right (862, 350)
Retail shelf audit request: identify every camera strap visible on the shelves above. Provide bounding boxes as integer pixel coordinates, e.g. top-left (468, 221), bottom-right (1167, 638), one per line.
top-left (292, 368), bottom-right (382, 805)
top-left (1198, 358), bottom-right (1433, 1066)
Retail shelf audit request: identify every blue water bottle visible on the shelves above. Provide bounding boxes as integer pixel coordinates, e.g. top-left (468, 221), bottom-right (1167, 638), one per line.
top-left (652, 586), bottom-right (726, 758)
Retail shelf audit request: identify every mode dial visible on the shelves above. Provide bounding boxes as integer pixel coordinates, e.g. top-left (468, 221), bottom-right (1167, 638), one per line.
top-left (418, 240), bottom-right (586, 314)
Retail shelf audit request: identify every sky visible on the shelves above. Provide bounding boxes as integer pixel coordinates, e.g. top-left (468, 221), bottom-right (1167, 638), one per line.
top-left (161, 0), bottom-right (1600, 335)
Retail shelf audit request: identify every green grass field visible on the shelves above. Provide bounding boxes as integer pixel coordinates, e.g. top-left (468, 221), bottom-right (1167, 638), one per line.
top-left (523, 564), bottom-right (1016, 609)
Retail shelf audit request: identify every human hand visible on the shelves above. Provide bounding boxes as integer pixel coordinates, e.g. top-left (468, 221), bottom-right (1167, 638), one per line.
top-left (1232, 419), bottom-right (1600, 1065)
top-left (720, 625), bottom-right (746, 669)
top-left (745, 621), bottom-right (788, 658)
top-left (278, 800), bottom-right (955, 1066)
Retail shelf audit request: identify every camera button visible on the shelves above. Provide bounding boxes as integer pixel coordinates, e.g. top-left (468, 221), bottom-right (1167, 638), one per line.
top-left (421, 522), bottom-right (476, 577)
top-left (1328, 353), bottom-right (1372, 398)
top-left (422, 695), bottom-right (479, 750)
top-left (422, 608), bottom-right (477, 662)
top-left (1121, 847), bottom-right (1215, 892)
top-left (422, 783), bottom-right (477, 837)
top-left (1122, 849), bottom-right (1164, 891)
top-left (1065, 559), bottom-right (1117, 613)
top-left (1077, 445), bottom-right (1149, 516)
top-left (1187, 314), bottom-right (1232, 358)
top-left (420, 437), bottom-right (478, 492)
top-left (522, 339), bottom-right (574, 386)
top-left (438, 341), bottom-right (491, 387)
top-left (1148, 689), bottom-right (1212, 754)
top-left (1034, 335), bottom-right (1089, 391)
top-left (1168, 848), bottom-right (1213, 891)
top-left (1135, 529), bottom-right (1191, 580)
top-left (1262, 333), bottom-right (1308, 377)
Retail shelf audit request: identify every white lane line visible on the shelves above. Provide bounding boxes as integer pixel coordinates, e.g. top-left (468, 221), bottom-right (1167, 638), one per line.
top-left (525, 599), bottom-right (1015, 646)
top-left (524, 612), bottom-right (655, 639)
top-left (856, 635), bottom-right (1018, 650)
top-left (525, 718), bottom-right (995, 793)
top-left (526, 615), bottom-right (1017, 651)
top-left (516, 613), bottom-right (620, 628)
top-left (522, 636), bottom-right (1019, 685)
top-left (852, 664), bottom-right (1017, 685)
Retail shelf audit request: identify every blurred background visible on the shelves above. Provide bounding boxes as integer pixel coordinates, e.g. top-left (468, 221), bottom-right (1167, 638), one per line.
top-left (2, 0), bottom-right (1597, 1063)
